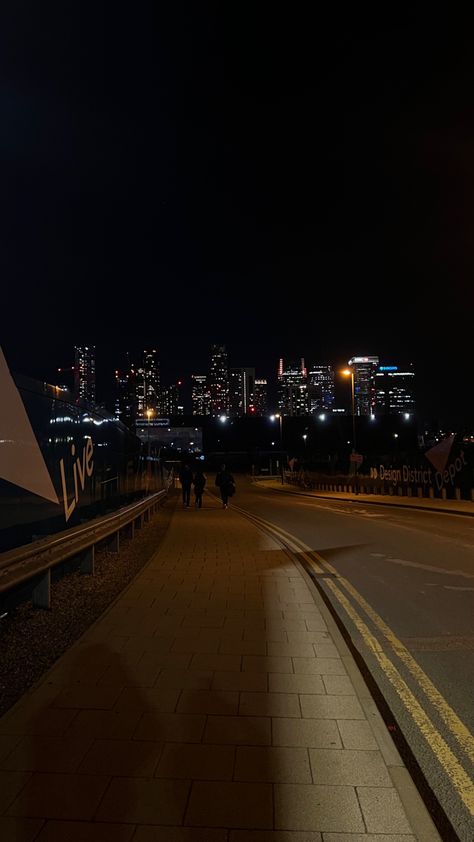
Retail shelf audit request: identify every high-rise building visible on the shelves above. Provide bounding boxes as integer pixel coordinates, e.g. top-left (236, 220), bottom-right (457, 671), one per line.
top-left (74, 345), bottom-right (96, 404)
top-left (229, 367), bottom-right (255, 417)
top-left (134, 349), bottom-right (161, 419)
top-left (209, 344), bottom-right (229, 417)
top-left (162, 382), bottom-right (184, 416)
top-left (192, 374), bottom-right (211, 416)
top-left (307, 365), bottom-right (335, 414)
top-left (252, 379), bottom-right (268, 416)
top-left (114, 370), bottom-right (137, 429)
top-left (348, 355), bottom-right (379, 415)
top-left (374, 364), bottom-right (415, 415)
top-left (277, 358), bottom-right (308, 416)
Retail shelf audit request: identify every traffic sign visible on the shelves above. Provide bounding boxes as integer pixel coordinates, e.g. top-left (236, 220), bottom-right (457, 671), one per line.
top-left (350, 453), bottom-right (363, 464)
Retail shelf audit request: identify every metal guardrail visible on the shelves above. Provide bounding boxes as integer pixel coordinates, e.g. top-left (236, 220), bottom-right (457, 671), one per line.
top-left (0, 489), bottom-right (168, 609)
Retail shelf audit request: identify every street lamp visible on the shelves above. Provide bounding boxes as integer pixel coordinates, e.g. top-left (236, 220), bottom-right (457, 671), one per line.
top-left (341, 369), bottom-right (356, 455)
top-left (270, 413), bottom-right (284, 484)
top-left (146, 409), bottom-right (154, 490)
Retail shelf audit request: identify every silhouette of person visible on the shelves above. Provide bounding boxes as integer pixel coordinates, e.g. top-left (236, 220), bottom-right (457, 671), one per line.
top-left (193, 466), bottom-right (206, 508)
top-left (179, 462), bottom-right (193, 507)
top-left (215, 463), bottom-right (235, 509)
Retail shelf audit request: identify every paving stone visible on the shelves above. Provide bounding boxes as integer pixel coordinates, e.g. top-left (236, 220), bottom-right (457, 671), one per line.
top-left (229, 833), bottom-right (322, 841)
top-left (64, 708), bottom-right (142, 740)
top-left (78, 738), bottom-right (163, 776)
top-left (0, 817), bottom-right (45, 841)
top-left (336, 720), bottom-right (379, 751)
top-left (235, 746), bottom-right (312, 783)
top-left (132, 828), bottom-right (228, 842)
top-left (155, 742), bottom-right (235, 780)
top-left (272, 719), bottom-right (341, 749)
top-left (240, 692), bottom-right (301, 718)
top-left (243, 656), bottom-right (293, 673)
top-left (292, 659), bottom-right (346, 676)
top-left (0, 770), bottom-right (32, 812)
top-left (133, 712), bottom-right (206, 742)
top-left (177, 690), bottom-right (239, 715)
top-left (275, 784), bottom-right (364, 832)
top-left (204, 715), bottom-right (271, 745)
top-left (6, 772), bottom-right (109, 820)
top-left (211, 671), bottom-right (268, 692)
top-left (322, 675), bottom-right (356, 696)
top-left (0, 735), bottom-right (92, 774)
top-left (155, 669), bottom-right (213, 690)
top-left (356, 787), bottom-right (414, 835)
top-left (114, 687), bottom-right (180, 712)
top-left (309, 749), bottom-right (392, 786)
top-left (96, 777), bottom-right (190, 824)
top-left (321, 834), bottom-right (416, 842)
top-left (185, 780), bottom-right (273, 828)
top-left (300, 695), bottom-right (365, 720)
top-left (35, 820), bottom-right (134, 841)
top-left (268, 674), bottom-right (325, 695)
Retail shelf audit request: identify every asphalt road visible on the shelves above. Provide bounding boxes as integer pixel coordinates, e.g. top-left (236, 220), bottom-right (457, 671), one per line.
top-left (232, 477), bottom-right (474, 842)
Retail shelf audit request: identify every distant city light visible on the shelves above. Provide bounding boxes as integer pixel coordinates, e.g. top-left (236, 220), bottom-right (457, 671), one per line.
top-left (219, 415), bottom-right (227, 423)
top-left (318, 413), bottom-right (326, 421)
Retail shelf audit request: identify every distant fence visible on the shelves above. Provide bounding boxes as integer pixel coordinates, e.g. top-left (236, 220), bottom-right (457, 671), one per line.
top-left (285, 471), bottom-right (474, 503)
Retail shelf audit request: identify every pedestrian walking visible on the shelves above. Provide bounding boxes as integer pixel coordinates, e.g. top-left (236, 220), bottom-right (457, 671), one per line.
top-left (179, 462), bottom-right (193, 507)
top-left (215, 463), bottom-right (235, 509)
top-left (193, 466), bottom-right (207, 508)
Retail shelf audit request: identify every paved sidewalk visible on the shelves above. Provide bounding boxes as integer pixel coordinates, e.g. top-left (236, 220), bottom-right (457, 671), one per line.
top-left (0, 496), bottom-right (441, 840)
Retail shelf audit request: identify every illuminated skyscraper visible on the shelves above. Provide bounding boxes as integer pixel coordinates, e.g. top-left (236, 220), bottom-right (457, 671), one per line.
top-left (307, 364), bottom-right (335, 414)
top-left (229, 367), bottom-right (255, 417)
top-left (209, 344), bottom-right (229, 417)
top-left (162, 382), bottom-right (184, 416)
top-left (277, 358), bottom-right (308, 416)
top-left (252, 379), bottom-right (268, 416)
top-left (134, 349), bottom-right (161, 419)
top-left (114, 370), bottom-right (137, 429)
top-left (374, 364), bottom-right (415, 415)
top-left (74, 345), bottom-right (96, 404)
top-left (348, 355), bottom-right (379, 415)
top-left (192, 374), bottom-right (211, 415)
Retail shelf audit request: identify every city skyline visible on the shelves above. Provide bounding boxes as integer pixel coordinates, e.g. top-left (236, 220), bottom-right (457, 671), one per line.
top-left (12, 340), bottom-right (420, 423)
top-left (0, 18), bottom-right (472, 428)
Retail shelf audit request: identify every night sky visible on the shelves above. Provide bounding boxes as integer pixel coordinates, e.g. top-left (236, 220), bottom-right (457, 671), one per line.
top-left (0, 10), bottom-right (473, 425)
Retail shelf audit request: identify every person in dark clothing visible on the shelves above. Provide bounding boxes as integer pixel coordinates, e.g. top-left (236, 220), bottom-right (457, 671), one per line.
top-left (179, 462), bottom-right (193, 507)
top-left (193, 466), bottom-right (207, 508)
top-left (215, 463), bottom-right (235, 509)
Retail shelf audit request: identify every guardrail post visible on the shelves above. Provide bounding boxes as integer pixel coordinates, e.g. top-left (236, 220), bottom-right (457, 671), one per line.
top-left (135, 515), bottom-right (143, 530)
top-left (107, 532), bottom-right (120, 553)
top-left (428, 488), bottom-right (434, 499)
top-left (80, 546), bottom-right (95, 574)
top-left (407, 487), bottom-right (412, 497)
top-left (126, 521), bottom-right (135, 539)
top-left (417, 487), bottom-right (423, 498)
top-left (144, 509), bottom-right (151, 523)
top-left (454, 488), bottom-right (461, 501)
top-left (441, 488), bottom-right (447, 500)
top-left (471, 488), bottom-right (474, 502)
top-left (33, 570), bottom-right (51, 609)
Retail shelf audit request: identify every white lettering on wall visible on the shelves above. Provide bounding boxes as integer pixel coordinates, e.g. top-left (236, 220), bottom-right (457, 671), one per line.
top-left (59, 437), bottom-right (94, 522)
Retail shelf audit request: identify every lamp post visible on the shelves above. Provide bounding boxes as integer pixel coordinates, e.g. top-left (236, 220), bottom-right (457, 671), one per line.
top-left (341, 369), bottom-right (356, 454)
top-left (270, 413), bottom-right (284, 484)
top-left (145, 409), bottom-right (153, 491)
top-left (341, 369), bottom-right (359, 490)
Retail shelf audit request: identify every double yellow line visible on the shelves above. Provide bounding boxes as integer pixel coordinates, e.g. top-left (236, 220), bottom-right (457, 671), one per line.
top-left (238, 507), bottom-right (474, 817)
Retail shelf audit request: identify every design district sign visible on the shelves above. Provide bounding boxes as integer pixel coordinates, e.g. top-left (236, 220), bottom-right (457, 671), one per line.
top-left (370, 435), bottom-right (469, 491)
